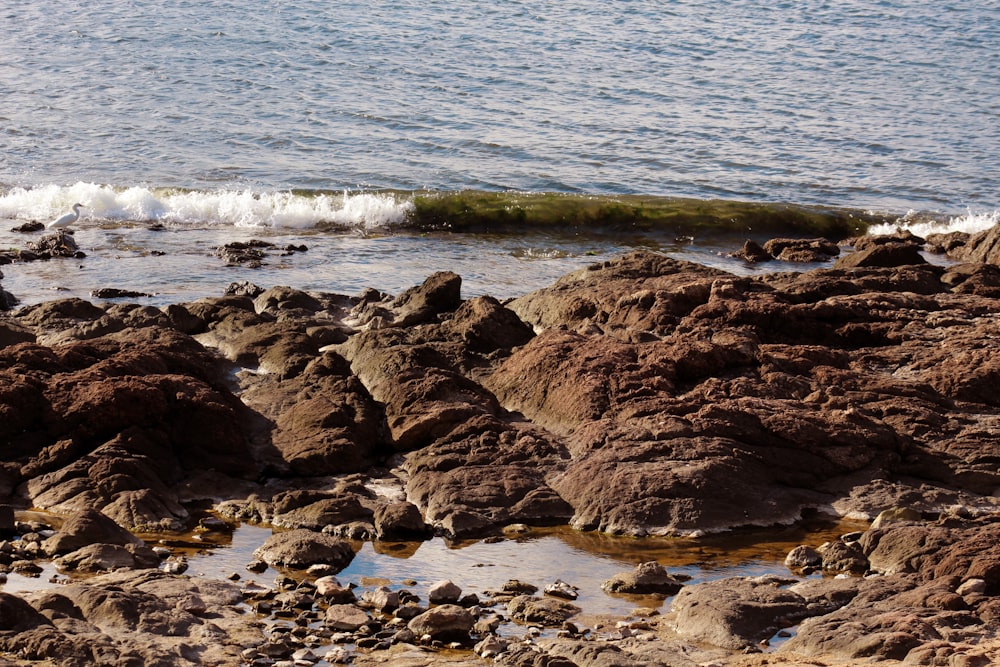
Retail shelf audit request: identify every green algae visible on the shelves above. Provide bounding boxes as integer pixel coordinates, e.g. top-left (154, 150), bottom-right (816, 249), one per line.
top-left (407, 191), bottom-right (895, 238)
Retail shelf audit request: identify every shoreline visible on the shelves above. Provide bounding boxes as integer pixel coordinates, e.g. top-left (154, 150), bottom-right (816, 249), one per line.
top-left (2, 227), bottom-right (1000, 665)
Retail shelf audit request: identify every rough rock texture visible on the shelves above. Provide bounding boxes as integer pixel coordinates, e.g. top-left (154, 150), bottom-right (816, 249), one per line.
top-left (3, 241), bottom-right (1000, 666)
top-left (487, 251), bottom-right (1000, 535)
top-left (949, 223), bottom-right (1000, 265)
top-left (602, 561), bottom-right (686, 596)
top-left (0, 569), bottom-right (260, 667)
top-left (507, 595), bottom-right (581, 626)
top-left (42, 508), bottom-right (149, 556)
top-left (252, 528), bottom-right (355, 571)
top-left (407, 604), bottom-right (475, 641)
top-left (672, 575), bottom-right (811, 650)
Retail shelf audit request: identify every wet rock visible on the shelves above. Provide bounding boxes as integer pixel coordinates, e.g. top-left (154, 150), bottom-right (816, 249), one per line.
top-left (730, 239), bottom-right (771, 263)
top-left (361, 586), bottom-right (399, 613)
top-left (402, 420), bottom-right (574, 538)
top-left (475, 635), bottom-right (508, 659)
top-left (26, 230), bottom-right (85, 259)
top-left (444, 295), bottom-right (534, 353)
top-left (373, 501), bottom-right (431, 540)
top-left (0, 286), bottom-right (18, 312)
top-left (0, 505), bottom-right (14, 536)
top-left (216, 239), bottom-right (272, 267)
top-left (601, 561), bottom-right (686, 596)
top-left (949, 222), bottom-right (1000, 265)
top-left (672, 575), bottom-right (810, 650)
top-left (834, 241), bottom-right (927, 268)
top-left (252, 529), bottom-right (355, 572)
top-left (239, 352), bottom-right (386, 475)
top-left (11, 221), bottom-right (45, 232)
top-left (784, 545), bottom-right (822, 572)
top-left (763, 237), bottom-right (840, 262)
top-left (407, 604), bottom-right (474, 641)
top-left (0, 569), bottom-right (260, 666)
top-left (315, 576), bottom-right (357, 603)
top-left (270, 493), bottom-right (373, 531)
top-left (507, 595), bottom-right (581, 627)
top-left (941, 262), bottom-right (1000, 296)
top-left (91, 288), bottom-right (152, 299)
top-left (818, 538), bottom-right (869, 574)
top-left (389, 270), bottom-right (463, 327)
top-left (505, 251), bottom-right (730, 335)
top-left (544, 579), bottom-right (579, 600)
top-left (54, 542), bottom-right (159, 573)
top-left (777, 574), bottom-right (989, 663)
top-left (224, 280), bottom-right (265, 298)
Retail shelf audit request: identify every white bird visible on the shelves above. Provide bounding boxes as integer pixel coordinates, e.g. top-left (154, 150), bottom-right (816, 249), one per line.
top-left (48, 203), bottom-right (84, 229)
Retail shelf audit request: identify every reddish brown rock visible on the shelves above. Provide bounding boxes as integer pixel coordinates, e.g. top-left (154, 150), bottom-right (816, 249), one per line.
top-left (402, 417), bottom-right (573, 538)
top-left (833, 241), bottom-right (927, 268)
top-left (239, 351), bottom-right (386, 476)
top-left (949, 222), bottom-right (1000, 265)
top-left (505, 251), bottom-right (730, 336)
top-left (672, 575), bottom-right (810, 650)
top-left (763, 237), bottom-right (840, 262)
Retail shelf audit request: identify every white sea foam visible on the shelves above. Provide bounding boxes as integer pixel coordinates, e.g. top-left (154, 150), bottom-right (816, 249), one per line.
top-left (0, 182), bottom-right (414, 230)
top-left (868, 209), bottom-right (1000, 238)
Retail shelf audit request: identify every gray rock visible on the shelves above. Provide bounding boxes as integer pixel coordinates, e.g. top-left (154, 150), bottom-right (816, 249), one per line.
top-left (601, 561), bottom-right (685, 596)
top-left (507, 595), bottom-right (581, 627)
top-left (407, 604), bottom-right (474, 641)
top-left (252, 529), bottom-right (354, 571)
top-left (325, 604), bottom-right (369, 631)
top-left (671, 575), bottom-right (810, 650)
top-left (428, 579), bottom-right (462, 604)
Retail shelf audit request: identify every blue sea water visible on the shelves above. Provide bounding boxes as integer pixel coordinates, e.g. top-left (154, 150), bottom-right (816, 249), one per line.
top-left (1, 0), bottom-right (999, 304)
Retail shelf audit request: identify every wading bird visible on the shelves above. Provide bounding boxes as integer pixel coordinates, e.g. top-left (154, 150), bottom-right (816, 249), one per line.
top-left (48, 203), bottom-right (84, 229)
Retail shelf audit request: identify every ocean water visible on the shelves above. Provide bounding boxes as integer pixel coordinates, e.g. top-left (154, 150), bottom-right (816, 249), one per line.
top-left (1, 0), bottom-right (999, 304)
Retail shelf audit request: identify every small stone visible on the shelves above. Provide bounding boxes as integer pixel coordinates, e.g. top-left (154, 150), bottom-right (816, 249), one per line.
top-left (160, 556), bottom-right (188, 574)
top-left (428, 579), bottom-right (462, 604)
top-left (247, 560), bottom-right (269, 573)
top-left (544, 579), bottom-right (579, 600)
top-left (325, 604), bottom-right (369, 632)
top-left (315, 576), bottom-right (357, 603)
top-left (957, 578), bottom-right (987, 596)
top-left (784, 545), bottom-right (822, 572)
top-left (324, 646), bottom-right (352, 664)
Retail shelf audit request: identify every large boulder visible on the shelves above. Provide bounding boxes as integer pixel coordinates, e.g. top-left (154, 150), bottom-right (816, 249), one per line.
top-left (42, 508), bottom-right (147, 556)
top-left (252, 528), bottom-right (355, 572)
top-left (671, 575), bottom-right (812, 650)
top-left (407, 604), bottom-right (474, 641)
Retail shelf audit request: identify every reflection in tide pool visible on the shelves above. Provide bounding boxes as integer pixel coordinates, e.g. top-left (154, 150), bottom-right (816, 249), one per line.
top-left (0, 518), bottom-right (866, 619)
top-left (178, 519), bottom-right (864, 618)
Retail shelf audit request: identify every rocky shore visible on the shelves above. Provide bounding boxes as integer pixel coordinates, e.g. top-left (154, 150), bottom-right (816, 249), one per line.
top-left (1, 225), bottom-right (999, 665)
